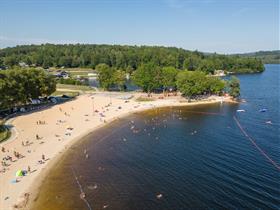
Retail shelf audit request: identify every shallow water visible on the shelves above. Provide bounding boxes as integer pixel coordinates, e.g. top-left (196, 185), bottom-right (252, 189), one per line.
top-left (31, 64), bottom-right (280, 210)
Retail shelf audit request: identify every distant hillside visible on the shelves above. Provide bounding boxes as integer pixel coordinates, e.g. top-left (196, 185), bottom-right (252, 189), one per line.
top-left (236, 50), bottom-right (280, 64)
top-left (0, 44), bottom-right (264, 74)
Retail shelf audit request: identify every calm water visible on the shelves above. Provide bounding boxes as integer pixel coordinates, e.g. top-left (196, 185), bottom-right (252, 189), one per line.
top-left (31, 64), bottom-right (280, 210)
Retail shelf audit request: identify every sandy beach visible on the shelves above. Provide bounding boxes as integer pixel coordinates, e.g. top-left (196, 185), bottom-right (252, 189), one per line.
top-left (0, 92), bottom-right (234, 210)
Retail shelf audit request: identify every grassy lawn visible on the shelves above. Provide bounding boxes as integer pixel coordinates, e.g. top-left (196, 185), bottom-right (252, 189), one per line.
top-left (49, 67), bottom-right (94, 72)
top-left (52, 90), bottom-right (80, 97)
top-left (0, 121), bottom-right (11, 143)
top-left (48, 68), bottom-right (96, 78)
top-left (53, 84), bottom-right (95, 97)
top-left (56, 84), bottom-right (94, 91)
top-left (63, 68), bottom-right (94, 72)
top-left (69, 71), bottom-right (94, 77)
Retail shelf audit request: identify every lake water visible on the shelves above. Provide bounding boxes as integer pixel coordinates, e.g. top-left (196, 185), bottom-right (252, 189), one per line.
top-left (31, 64), bottom-right (280, 210)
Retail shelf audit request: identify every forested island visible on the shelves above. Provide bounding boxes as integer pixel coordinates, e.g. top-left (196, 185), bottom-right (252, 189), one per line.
top-left (0, 44), bottom-right (264, 74)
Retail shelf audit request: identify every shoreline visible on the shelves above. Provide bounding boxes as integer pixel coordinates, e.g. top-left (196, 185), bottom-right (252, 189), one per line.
top-left (0, 92), bottom-right (236, 210)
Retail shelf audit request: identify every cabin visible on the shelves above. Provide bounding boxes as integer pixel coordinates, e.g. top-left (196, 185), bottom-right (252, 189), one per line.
top-left (214, 70), bottom-right (226, 76)
top-left (18, 62), bottom-right (29, 68)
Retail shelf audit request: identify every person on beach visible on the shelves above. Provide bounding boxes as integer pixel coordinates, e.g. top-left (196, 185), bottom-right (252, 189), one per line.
top-left (80, 192), bottom-right (86, 199)
top-left (42, 154), bottom-right (45, 161)
top-left (28, 166), bottom-right (31, 173)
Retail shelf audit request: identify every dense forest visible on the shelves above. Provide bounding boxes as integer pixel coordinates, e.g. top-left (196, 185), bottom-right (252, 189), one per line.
top-left (0, 44), bottom-right (264, 74)
top-left (235, 50), bottom-right (280, 64)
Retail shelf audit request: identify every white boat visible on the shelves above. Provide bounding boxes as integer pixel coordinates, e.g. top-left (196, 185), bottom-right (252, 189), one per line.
top-left (236, 109), bottom-right (245, 112)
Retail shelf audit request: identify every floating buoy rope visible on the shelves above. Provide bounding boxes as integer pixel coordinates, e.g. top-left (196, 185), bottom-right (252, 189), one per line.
top-left (233, 116), bottom-right (280, 171)
top-left (179, 110), bottom-right (279, 171)
top-left (183, 110), bottom-right (225, 116)
top-left (71, 166), bottom-right (93, 210)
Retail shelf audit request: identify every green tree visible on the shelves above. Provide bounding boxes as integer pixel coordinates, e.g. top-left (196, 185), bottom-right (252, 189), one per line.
top-left (228, 76), bottom-right (240, 98)
top-left (0, 68), bottom-right (56, 109)
top-left (0, 73), bottom-right (9, 109)
top-left (161, 67), bottom-right (178, 89)
top-left (96, 63), bottom-right (114, 90)
top-left (176, 71), bottom-right (208, 97)
top-left (3, 55), bottom-right (18, 67)
top-left (42, 56), bottom-right (53, 69)
top-left (132, 63), bottom-right (162, 92)
top-left (205, 76), bottom-right (225, 95)
top-left (113, 70), bottom-right (126, 90)
top-left (183, 55), bottom-right (200, 71)
top-left (0, 58), bottom-right (4, 67)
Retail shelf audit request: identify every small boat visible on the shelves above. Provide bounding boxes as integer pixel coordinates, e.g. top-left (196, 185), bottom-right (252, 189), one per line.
top-left (265, 121), bottom-right (272, 124)
top-left (259, 108), bottom-right (267, 112)
top-left (236, 109), bottom-right (245, 112)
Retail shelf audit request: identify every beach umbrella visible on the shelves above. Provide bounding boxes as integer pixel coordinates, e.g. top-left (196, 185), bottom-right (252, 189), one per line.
top-left (16, 170), bottom-right (24, 177)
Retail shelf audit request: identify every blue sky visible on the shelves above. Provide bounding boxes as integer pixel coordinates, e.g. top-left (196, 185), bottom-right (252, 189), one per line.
top-left (0, 0), bottom-right (279, 53)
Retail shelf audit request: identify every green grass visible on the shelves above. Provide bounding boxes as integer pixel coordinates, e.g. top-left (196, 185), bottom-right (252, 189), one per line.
top-left (56, 84), bottom-right (94, 91)
top-left (63, 68), bottom-right (94, 72)
top-left (52, 91), bottom-right (80, 97)
top-left (49, 67), bottom-right (94, 72)
top-left (0, 122), bottom-right (11, 143)
top-left (135, 96), bottom-right (155, 102)
top-left (53, 84), bottom-right (95, 97)
top-left (69, 71), bottom-right (95, 76)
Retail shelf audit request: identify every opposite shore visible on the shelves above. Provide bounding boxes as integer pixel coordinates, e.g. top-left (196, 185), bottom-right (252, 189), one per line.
top-left (0, 92), bottom-right (235, 210)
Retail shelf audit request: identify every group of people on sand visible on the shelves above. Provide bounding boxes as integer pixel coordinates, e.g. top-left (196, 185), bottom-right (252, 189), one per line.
top-left (38, 154), bottom-right (46, 165)
top-left (59, 106), bottom-right (71, 117)
top-left (0, 120), bottom-right (49, 177)
top-left (95, 103), bottom-right (115, 123)
top-left (1, 147), bottom-right (47, 176)
top-left (13, 150), bottom-right (23, 159)
top-left (1, 148), bottom-right (24, 173)
top-left (36, 120), bottom-right (46, 125)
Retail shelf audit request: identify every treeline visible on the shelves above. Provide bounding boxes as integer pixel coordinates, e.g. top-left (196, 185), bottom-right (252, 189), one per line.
top-left (236, 50), bottom-right (280, 64)
top-left (0, 69), bottom-right (56, 110)
top-left (97, 63), bottom-right (240, 98)
top-left (0, 44), bottom-right (264, 74)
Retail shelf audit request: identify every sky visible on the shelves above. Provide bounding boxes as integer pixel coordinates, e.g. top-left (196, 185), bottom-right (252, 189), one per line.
top-left (0, 0), bottom-right (279, 53)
